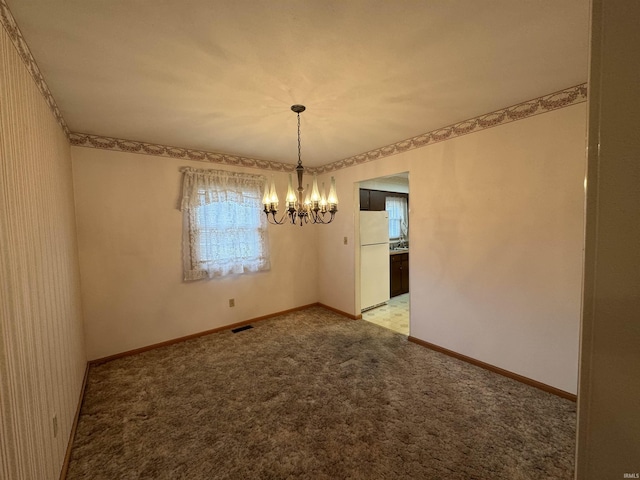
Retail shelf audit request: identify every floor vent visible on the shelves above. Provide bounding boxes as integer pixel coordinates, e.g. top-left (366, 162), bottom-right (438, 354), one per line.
top-left (231, 325), bottom-right (253, 333)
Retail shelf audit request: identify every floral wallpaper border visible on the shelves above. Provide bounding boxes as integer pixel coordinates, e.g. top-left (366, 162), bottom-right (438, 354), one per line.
top-left (0, 0), bottom-right (70, 137)
top-left (2, 0), bottom-right (587, 175)
top-left (68, 133), bottom-right (298, 173)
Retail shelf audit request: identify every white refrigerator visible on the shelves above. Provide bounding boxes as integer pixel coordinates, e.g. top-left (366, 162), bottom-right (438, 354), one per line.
top-left (360, 211), bottom-right (390, 311)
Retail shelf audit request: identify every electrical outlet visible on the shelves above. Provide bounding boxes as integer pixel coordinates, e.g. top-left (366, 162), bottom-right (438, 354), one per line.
top-left (52, 414), bottom-right (58, 438)
top-left (229, 298), bottom-right (235, 307)
top-left (343, 236), bottom-right (348, 245)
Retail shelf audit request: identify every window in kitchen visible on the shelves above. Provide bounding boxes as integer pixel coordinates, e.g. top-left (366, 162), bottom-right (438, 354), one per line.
top-left (386, 196), bottom-right (408, 242)
top-left (180, 167), bottom-right (270, 280)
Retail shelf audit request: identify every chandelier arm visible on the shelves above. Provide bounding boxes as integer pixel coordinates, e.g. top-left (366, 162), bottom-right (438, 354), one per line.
top-left (309, 209), bottom-right (337, 225)
top-left (263, 209), bottom-right (288, 225)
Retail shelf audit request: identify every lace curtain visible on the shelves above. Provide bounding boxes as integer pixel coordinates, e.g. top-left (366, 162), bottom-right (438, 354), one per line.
top-left (180, 167), bottom-right (270, 280)
top-left (385, 196), bottom-right (408, 241)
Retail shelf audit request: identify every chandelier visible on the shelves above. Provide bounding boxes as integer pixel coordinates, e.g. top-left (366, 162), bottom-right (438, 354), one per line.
top-left (263, 105), bottom-right (338, 226)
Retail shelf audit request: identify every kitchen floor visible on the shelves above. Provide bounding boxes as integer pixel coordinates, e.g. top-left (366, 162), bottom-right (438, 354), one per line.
top-left (362, 293), bottom-right (409, 335)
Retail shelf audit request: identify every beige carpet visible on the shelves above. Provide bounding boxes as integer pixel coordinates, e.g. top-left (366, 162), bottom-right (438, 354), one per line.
top-left (67, 307), bottom-right (576, 479)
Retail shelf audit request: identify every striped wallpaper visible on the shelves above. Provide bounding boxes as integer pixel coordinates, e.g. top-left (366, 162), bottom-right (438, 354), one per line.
top-left (0, 21), bottom-right (86, 480)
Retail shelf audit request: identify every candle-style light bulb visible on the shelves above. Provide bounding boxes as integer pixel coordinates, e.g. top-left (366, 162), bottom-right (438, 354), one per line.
top-left (269, 177), bottom-right (278, 207)
top-left (303, 184), bottom-right (311, 210)
top-left (327, 176), bottom-right (338, 206)
top-left (320, 182), bottom-right (328, 210)
top-left (285, 174), bottom-right (297, 207)
top-left (310, 174), bottom-right (320, 203)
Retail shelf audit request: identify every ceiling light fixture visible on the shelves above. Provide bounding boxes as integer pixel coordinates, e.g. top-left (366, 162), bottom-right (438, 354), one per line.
top-left (263, 105), bottom-right (338, 226)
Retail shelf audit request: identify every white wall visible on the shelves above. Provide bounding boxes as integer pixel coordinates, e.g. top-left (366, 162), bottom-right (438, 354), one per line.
top-left (318, 104), bottom-right (587, 394)
top-left (0, 26), bottom-right (86, 480)
top-left (577, 0), bottom-right (640, 476)
top-left (71, 148), bottom-right (319, 360)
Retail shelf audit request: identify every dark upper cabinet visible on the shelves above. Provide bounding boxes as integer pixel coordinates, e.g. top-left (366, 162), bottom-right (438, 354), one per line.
top-left (359, 188), bottom-right (408, 211)
top-left (359, 189), bottom-right (370, 210)
top-left (369, 190), bottom-right (387, 211)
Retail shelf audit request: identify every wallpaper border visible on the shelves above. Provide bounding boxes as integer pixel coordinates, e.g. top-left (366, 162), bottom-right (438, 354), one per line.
top-left (0, 0), bottom-right (70, 137)
top-left (69, 133), bottom-right (298, 173)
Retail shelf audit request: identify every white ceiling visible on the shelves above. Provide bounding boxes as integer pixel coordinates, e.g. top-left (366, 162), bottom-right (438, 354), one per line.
top-left (7, 0), bottom-right (590, 167)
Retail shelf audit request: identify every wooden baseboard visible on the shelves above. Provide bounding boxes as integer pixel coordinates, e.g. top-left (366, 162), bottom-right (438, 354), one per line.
top-left (317, 303), bottom-right (361, 320)
top-left (89, 303), bottom-right (320, 365)
top-left (407, 336), bottom-right (577, 402)
top-left (59, 362), bottom-right (90, 480)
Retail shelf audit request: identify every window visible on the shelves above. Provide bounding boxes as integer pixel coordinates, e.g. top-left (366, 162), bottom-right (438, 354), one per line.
top-left (385, 196), bottom-right (408, 241)
top-left (180, 167), bottom-right (270, 280)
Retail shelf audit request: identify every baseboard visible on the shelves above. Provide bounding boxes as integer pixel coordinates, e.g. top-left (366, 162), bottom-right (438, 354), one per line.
top-left (317, 303), bottom-right (362, 320)
top-left (407, 336), bottom-right (577, 402)
top-left (59, 362), bottom-right (90, 480)
top-left (89, 303), bottom-right (320, 365)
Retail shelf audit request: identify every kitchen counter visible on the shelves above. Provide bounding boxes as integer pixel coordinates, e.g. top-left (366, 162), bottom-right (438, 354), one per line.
top-left (389, 249), bottom-right (409, 256)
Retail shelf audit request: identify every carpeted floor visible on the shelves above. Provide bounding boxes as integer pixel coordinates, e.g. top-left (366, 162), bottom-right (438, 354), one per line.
top-left (67, 307), bottom-right (576, 479)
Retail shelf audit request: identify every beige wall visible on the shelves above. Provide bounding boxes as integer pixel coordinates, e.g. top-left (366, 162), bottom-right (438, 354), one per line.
top-left (318, 103), bottom-right (587, 394)
top-left (576, 0), bottom-right (640, 476)
top-left (71, 148), bottom-right (319, 360)
top-left (0, 27), bottom-right (86, 480)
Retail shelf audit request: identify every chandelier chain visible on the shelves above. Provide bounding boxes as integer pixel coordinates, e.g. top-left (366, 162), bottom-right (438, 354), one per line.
top-left (297, 112), bottom-right (302, 167)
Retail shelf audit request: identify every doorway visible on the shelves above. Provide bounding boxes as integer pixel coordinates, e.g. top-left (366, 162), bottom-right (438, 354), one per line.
top-left (358, 172), bottom-right (410, 335)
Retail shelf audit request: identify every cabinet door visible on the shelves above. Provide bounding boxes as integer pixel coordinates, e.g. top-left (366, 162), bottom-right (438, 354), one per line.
top-left (401, 256), bottom-right (410, 294)
top-left (359, 189), bottom-right (370, 210)
top-left (369, 190), bottom-right (387, 211)
top-left (390, 253), bottom-right (409, 297)
top-left (390, 257), bottom-right (403, 297)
